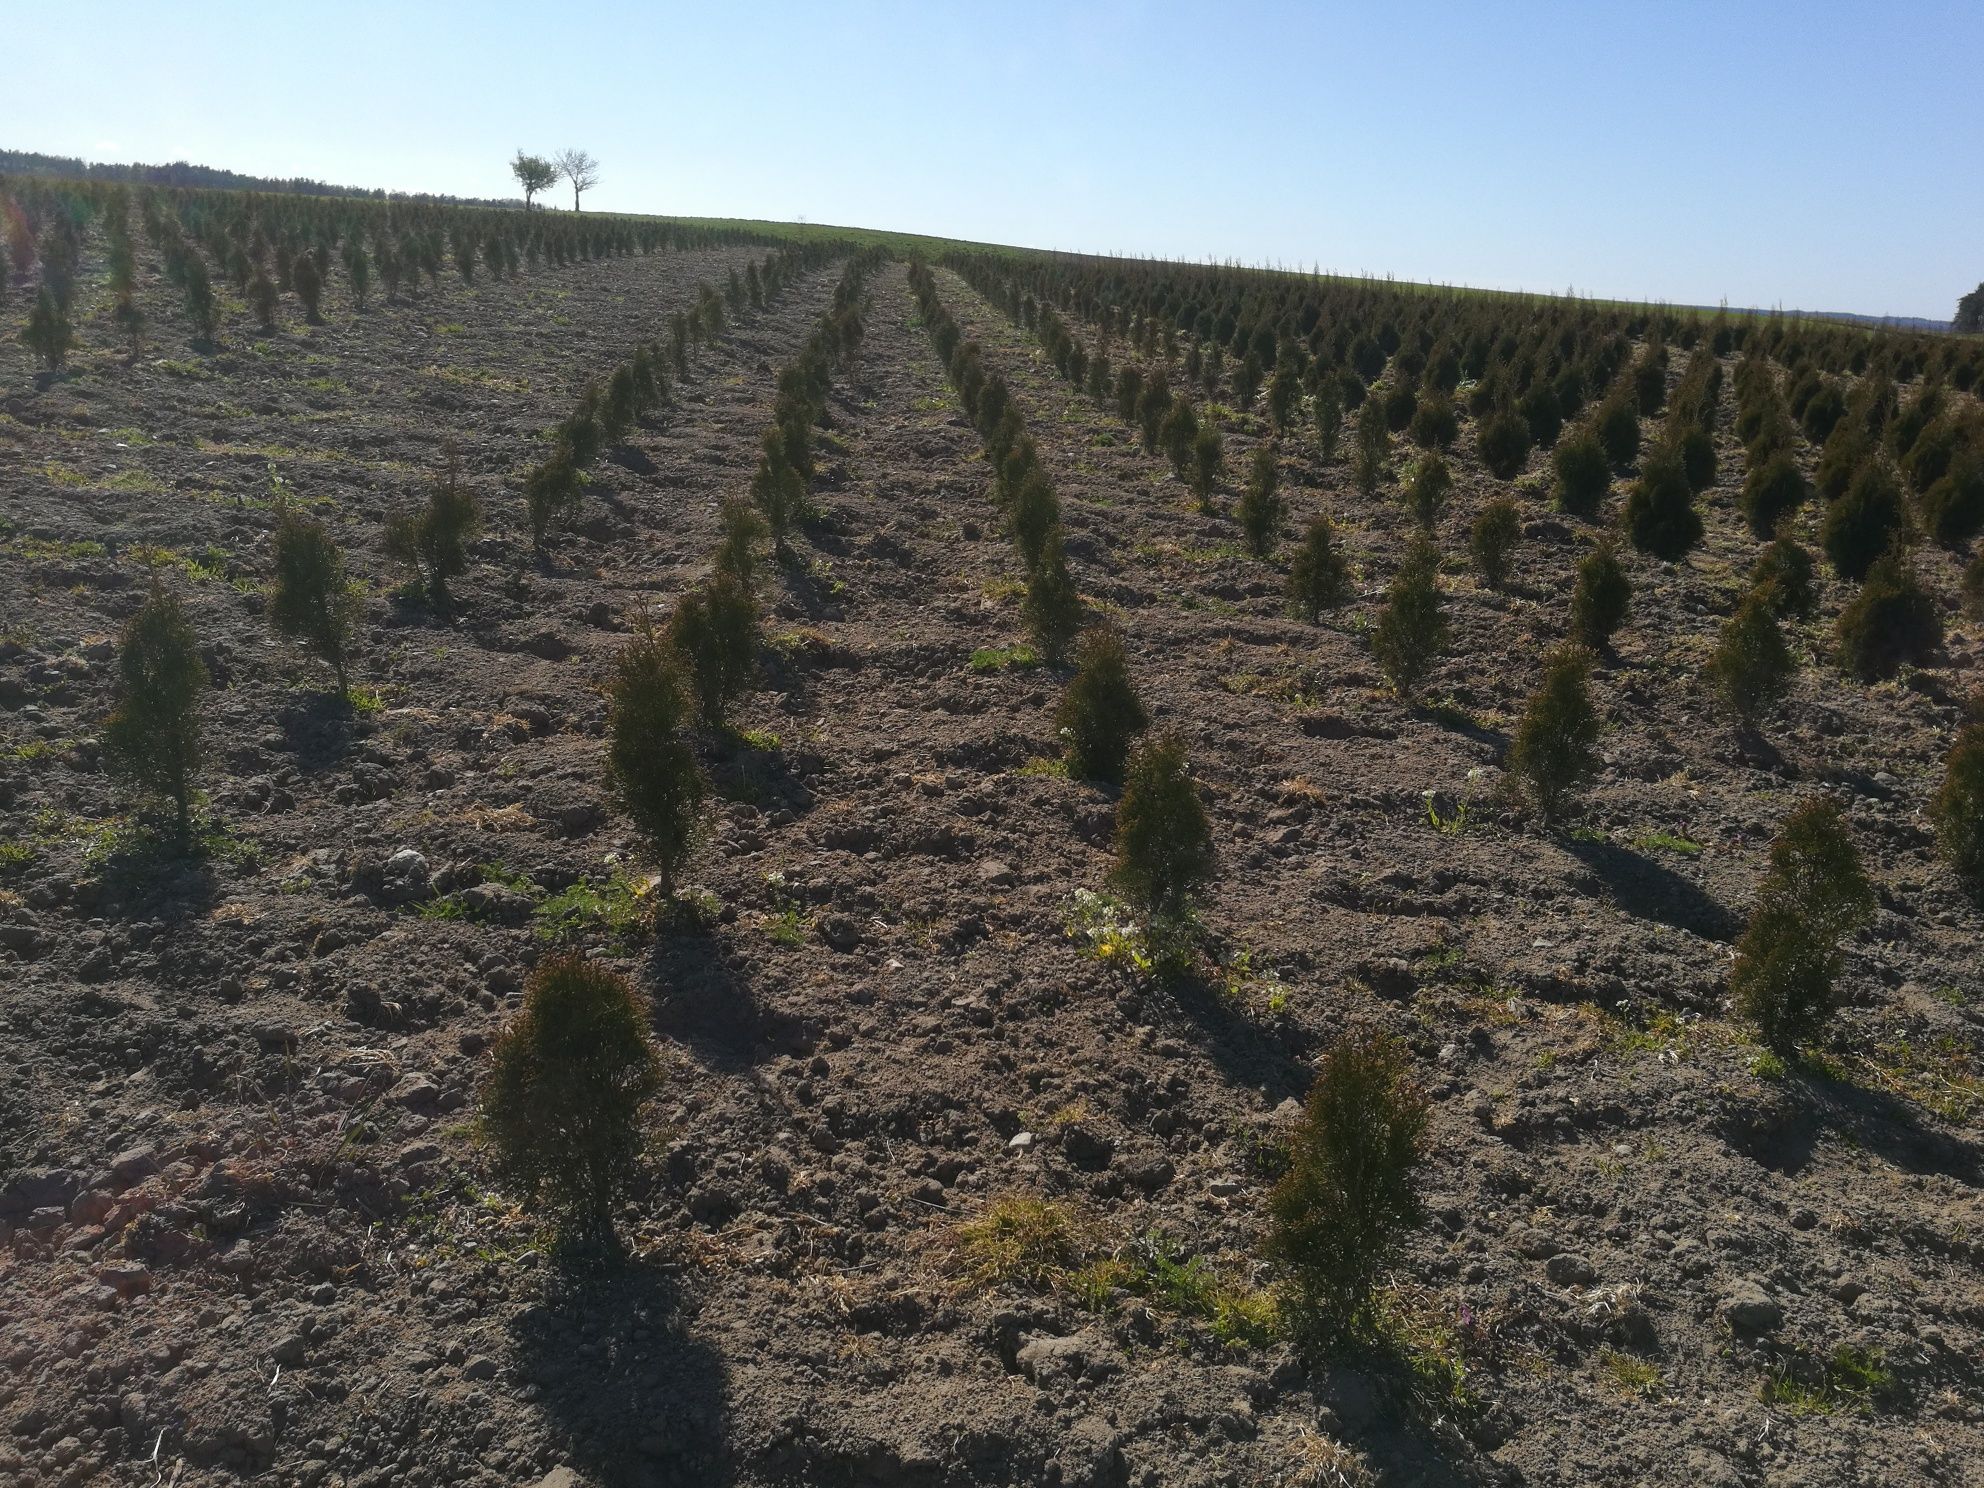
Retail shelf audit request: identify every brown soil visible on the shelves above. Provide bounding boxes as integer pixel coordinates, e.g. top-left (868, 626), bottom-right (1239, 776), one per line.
top-left (2, 245), bottom-right (1981, 1488)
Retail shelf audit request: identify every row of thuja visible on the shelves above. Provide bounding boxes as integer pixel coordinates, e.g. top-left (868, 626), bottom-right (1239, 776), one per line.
top-left (909, 260), bottom-right (1984, 1071)
top-left (75, 246), bottom-right (868, 848)
top-left (4, 170), bottom-right (779, 366)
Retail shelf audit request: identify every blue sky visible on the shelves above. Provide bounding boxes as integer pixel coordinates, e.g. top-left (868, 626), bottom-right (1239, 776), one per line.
top-left (10, 0), bottom-right (1980, 319)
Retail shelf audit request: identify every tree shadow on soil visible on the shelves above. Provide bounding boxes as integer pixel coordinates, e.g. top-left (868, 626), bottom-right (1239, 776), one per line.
top-left (704, 731), bottom-right (818, 822)
top-left (644, 932), bottom-right (817, 1073)
top-left (1303, 1352), bottom-right (1489, 1488)
top-left (90, 817), bottom-right (225, 921)
top-left (1717, 1071), bottom-right (1979, 1183)
top-left (509, 1250), bottom-right (734, 1488)
top-left (776, 548), bottom-right (848, 623)
top-left (277, 691), bottom-right (362, 773)
top-left (1563, 837), bottom-right (1735, 940)
top-left (1159, 970), bottom-right (1315, 1108)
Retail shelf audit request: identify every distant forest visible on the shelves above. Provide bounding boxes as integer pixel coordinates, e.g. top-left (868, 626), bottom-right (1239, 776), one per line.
top-left (0, 149), bottom-right (522, 208)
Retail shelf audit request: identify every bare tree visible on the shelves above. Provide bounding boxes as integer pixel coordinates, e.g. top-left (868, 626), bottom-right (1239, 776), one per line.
top-left (554, 148), bottom-right (601, 212)
top-left (511, 151), bottom-right (558, 210)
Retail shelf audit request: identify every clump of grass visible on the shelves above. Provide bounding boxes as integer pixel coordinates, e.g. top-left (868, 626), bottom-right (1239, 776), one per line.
top-left (954, 1196), bottom-right (1080, 1291)
top-left (970, 641), bottom-right (1040, 672)
top-left (1761, 1345), bottom-right (1896, 1415)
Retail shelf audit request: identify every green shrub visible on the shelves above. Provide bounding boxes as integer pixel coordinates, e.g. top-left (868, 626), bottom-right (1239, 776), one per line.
top-left (604, 620), bottom-right (706, 899)
top-left (1731, 798), bottom-right (1873, 1055)
top-left (1238, 444), bottom-right (1283, 557)
top-left (714, 498), bottom-right (766, 588)
top-left (1023, 526), bottom-right (1083, 663)
top-left (112, 292), bottom-right (144, 357)
top-left (268, 503), bottom-right (359, 693)
top-left (1673, 424), bottom-right (1717, 492)
top-left (183, 256), bottom-right (219, 343)
top-left (343, 240), bottom-right (371, 310)
top-left (1519, 381), bottom-right (1563, 449)
top-left (1477, 406), bottom-right (1533, 479)
top-left (1266, 1028), bottom-right (1427, 1340)
top-left (1382, 380), bottom-right (1417, 435)
top-left (751, 429), bottom-right (807, 556)
top-left (523, 447), bottom-right (584, 549)
top-left (1509, 644), bottom-right (1601, 819)
top-left (1920, 445), bottom-right (1984, 549)
top-left (1801, 382), bottom-right (1846, 444)
top-left (1931, 724), bottom-right (1984, 902)
top-left (1353, 397), bottom-right (1389, 495)
top-left (480, 955), bottom-right (662, 1239)
top-left (1312, 380), bottom-right (1343, 461)
top-left (1752, 534), bottom-right (1817, 620)
top-left (1821, 462), bottom-right (1905, 580)
top-left (1010, 469), bottom-right (1059, 571)
top-left (1188, 423), bottom-right (1226, 511)
top-left (1624, 445), bottom-right (1703, 560)
top-left (1404, 453), bottom-right (1451, 530)
top-left (1740, 451), bottom-right (1807, 539)
top-left (1056, 626), bottom-right (1148, 785)
top-left (1553, 424), bottom-right (1611, 517)
top-left (1159, 396), bottom-right (1199, 475)
top-left (667, 573), bottom-right (756, 727)
top-left (1596, 393), bottom-right (1642, 467)
top-left (1569, 542), bottom-right (1631, 649)
top-left (1469, 497), bottom-right (1521, 590)
top-left (1633, 349), bottom-right (1667, 414)
top-left (23, 288), bottom-right (73, 370)
top-left (1410, 389), bottom-right (1458, 450)
top-left (1710, 589), bottom-right (1795, 725)
top-left (1372, 537), bottom-right (1447, 700)
top-left (1288, 514), bottom-right (1350, 622)
top-left (386, 450), bottom-right (480, 606)
top-left (293, 251), bottom-right (323, 322)
top-left (248, 269), bottom-right (278, 333)
top-left (1138, 373), bottom-right (1172, 450)
top-left (103, 584), bottom-right (206, 837)
top-left (1835, 553), bottom-right (1941, 680)
top-left (1111, 728), bottom-right (1214, 916)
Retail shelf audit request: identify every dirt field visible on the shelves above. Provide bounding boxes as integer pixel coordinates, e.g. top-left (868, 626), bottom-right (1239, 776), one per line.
top-left (2, 235), bottom-right (1981, 1488)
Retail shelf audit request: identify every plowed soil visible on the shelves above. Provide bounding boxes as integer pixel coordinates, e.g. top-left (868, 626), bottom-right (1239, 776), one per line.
top-left (2, 244), bottom-right (1981, 1488)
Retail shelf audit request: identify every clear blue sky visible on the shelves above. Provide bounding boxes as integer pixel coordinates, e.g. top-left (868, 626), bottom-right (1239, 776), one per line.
top-left (10, 1), bottom-right (1980, 319)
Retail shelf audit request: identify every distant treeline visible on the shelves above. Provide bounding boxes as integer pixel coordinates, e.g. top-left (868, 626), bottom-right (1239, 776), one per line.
top-left (0, 149), bottom-right (522, 208)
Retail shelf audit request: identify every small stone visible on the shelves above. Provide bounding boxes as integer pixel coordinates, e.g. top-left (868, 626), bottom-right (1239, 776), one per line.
top-left (1546, 1253), bottom-right (1596, 1286)
top-left (1060, 1125), bottom-right (1114, 1171)
top-left (462, 1355), bottom-right (499, 1381)
top-left (385, 1074), bottom-right (441, 1108)
top-left (1721, 1279), bottom-right (1784, 1334)
top-left (96, 1261), bottom-right (152, 1297)
top-left (271, 1334), bottom-right (308, 1366)
top-left (977, 859), bottom-right (1017, 888)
